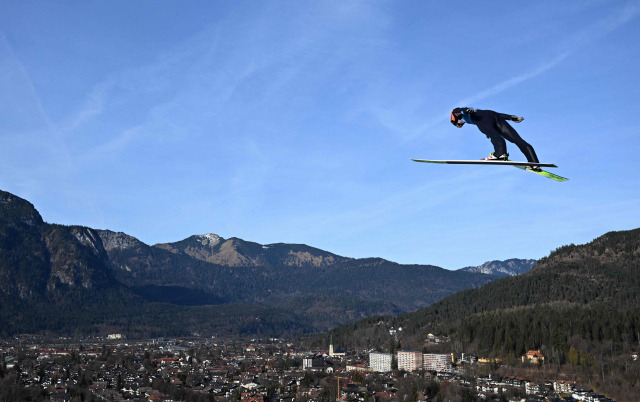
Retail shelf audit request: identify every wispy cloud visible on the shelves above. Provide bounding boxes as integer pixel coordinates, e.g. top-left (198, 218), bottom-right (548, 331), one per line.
top-left (71, 1), bottom-right (386, 173)
top-left (62, 80), bottom-right (111, 132)
top-left (0, 32), bottom-right (55, 134)
top-left (0, 31), bottom-right (77, 198)
top-left (562, 0), bottom-right (640, 49)
top-left (457, 53), bottom-right (569, 107)
top-left (273, 167), bottom-right (502, 241)
top-left (404, 52), bottom-right (567, 143)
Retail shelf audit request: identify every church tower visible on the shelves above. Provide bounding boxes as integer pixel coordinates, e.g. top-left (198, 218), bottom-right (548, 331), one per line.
top-left (329, 335), bottom-right (334, 357)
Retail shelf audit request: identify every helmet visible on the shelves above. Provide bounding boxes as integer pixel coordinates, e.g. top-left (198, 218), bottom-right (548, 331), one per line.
top-left (450, 107), bottom-right (465, 128)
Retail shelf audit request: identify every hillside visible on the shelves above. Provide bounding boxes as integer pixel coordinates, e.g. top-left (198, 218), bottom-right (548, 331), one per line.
top-left (329, 228), bottom-right (640, 355)
top-left (325, 228), bottom-right (640, 399)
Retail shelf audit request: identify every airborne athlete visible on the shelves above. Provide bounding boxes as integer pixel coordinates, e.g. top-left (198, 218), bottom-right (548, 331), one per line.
top-left (450, 107), bottom-right (541, 171)
top-left (411, 108), bottom-right (567, 181)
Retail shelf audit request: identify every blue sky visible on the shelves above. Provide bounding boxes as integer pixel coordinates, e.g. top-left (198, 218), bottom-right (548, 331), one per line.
top-left (1, 1), bottom-right (639, 269)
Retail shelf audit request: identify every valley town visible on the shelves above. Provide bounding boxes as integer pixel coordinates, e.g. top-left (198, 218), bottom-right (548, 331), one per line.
top-left (0, 333), bottom-right (624, 402)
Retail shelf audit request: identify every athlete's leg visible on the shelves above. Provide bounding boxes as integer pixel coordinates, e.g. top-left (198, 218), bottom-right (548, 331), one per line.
top-left (487, 132), bottom-right (508, 157)
top-left (495, 119), bottom-right (539, 163)
top-left (474, 110), bottom-right (508, 157)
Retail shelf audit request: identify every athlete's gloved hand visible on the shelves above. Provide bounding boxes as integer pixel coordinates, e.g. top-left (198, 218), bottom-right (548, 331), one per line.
top-left (511, 115), bottom-right (524, 123)
top-left (463, 108), bottom-right (476, 114)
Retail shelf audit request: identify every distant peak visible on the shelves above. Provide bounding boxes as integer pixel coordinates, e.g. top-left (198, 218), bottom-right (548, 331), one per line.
top-left (196, 233), bottom-right (222, 246)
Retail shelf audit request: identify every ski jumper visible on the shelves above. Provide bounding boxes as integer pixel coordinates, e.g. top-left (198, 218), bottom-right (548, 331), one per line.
top-left (465, 109), bottom-right (539, 164)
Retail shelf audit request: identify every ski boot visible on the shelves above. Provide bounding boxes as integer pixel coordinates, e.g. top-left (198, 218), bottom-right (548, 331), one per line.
top-left (481, 152), bottom-right (509, 161)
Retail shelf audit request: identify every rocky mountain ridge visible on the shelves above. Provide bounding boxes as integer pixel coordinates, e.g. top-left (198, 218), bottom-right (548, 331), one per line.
top-left (458, 258), bottom-right (536, 277)
top-left (0, 188), bottom-right (526, 337)
top-left (155, 233), bottom-right (347, 268)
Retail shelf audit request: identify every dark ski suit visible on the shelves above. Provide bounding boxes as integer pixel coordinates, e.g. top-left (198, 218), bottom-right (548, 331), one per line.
top-left (465, 109), bottom-right (539, 164)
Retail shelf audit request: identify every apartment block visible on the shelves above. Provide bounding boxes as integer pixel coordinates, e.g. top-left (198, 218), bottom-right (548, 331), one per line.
top-left (397, 350), bottom-right (423, 372)
top-left (423, 353), bottom-right (452, 372)
top-left (369, 352), bottom-right (392, 372)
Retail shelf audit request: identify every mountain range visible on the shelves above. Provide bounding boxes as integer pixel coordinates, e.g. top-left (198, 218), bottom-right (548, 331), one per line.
top-left (0, 189), bottom-right (527, 337)
top-left (4, 189), bottom-right (639, 399)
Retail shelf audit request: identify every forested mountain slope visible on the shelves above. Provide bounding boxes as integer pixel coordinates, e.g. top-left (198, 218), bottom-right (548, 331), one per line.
top-left (330, 228), bottom-right (640, 358)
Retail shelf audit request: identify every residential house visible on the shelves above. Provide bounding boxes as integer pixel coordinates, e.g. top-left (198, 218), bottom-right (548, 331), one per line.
top-left (525, 382), bottom-right (541, 395)
top-left (523, 350), bottom-right (544, 364)
top-left (241, 392), bottom-right (265, 402)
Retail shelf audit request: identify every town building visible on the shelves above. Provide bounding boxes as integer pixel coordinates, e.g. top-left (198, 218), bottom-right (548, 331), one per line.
top-left (346, 363), bottom-right (371, 373)
top-left (423, 353), bottom-right (452, 372)
top-left (554, 380), bottom-right (575, 393)
top-left (425, 333), bottom-right (447, 343)
top-left (302, 355), bottom-right (325, 372)
top-left (397, 350), bottom-right (423, 372)
top-left (526, 382), bottom-right (541, 395)
top-left (572, 385), bottom-right (594, 401)
top-left (328, 336), bottom-right (346, 357)
top-left (241, 392), bottom-right (264, 402)
top-left (459, 353), bottom-right (477, 364)
top-left (369, 352), bottom-right (392, 372)
top-left (107, 333), bottom-right (124, 339)
top-left (523, 350), bottom-right (545, 364)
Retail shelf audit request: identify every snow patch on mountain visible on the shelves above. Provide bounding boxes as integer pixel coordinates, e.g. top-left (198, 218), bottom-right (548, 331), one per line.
top-left (197, 233), bottom-right (221, 246)
top-left (459, 258), bottom-right (537, 277)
